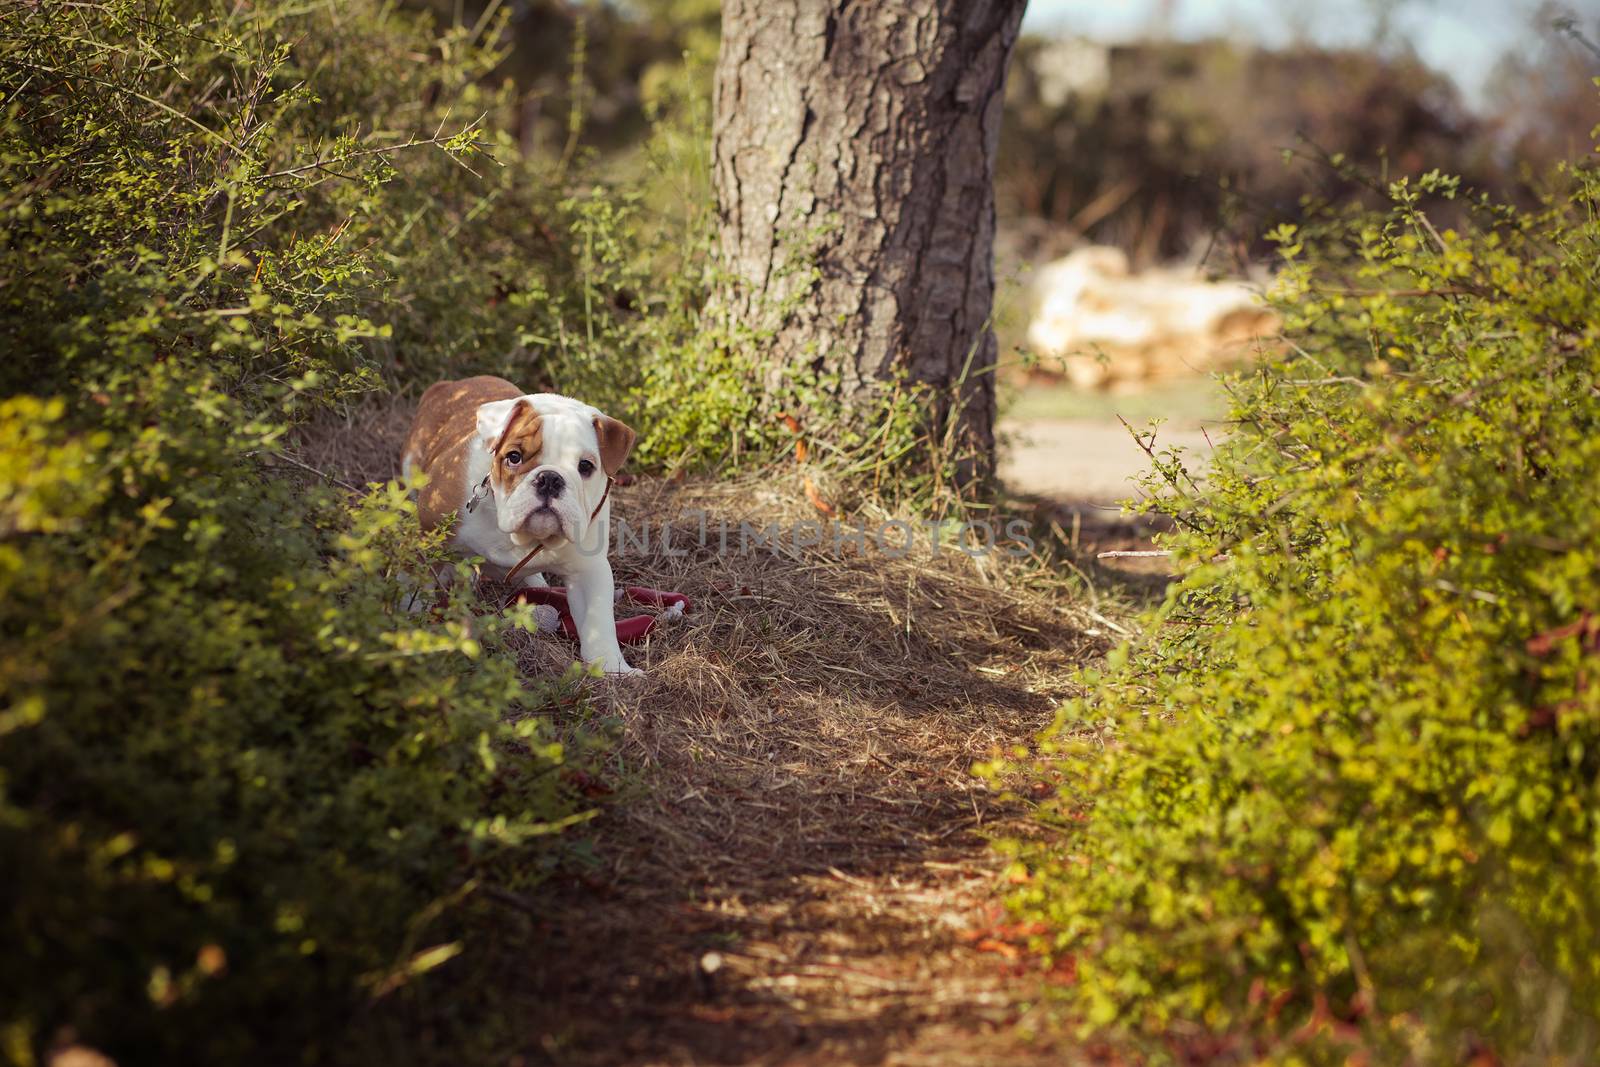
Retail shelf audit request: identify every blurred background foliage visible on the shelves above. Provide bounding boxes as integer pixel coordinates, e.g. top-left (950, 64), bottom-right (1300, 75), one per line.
top-left (403, 0), bottom-right (720, 160)
top-left (999, 9), bottom-right (1598, 266)
top-left (407, 0), bottom-right (1598, 270)
top-left (1000, 37), bottom-right (1490, 265)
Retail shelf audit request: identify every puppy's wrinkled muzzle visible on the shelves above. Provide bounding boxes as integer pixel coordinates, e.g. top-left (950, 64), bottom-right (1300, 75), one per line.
top-left (509, 507), bottom-right (564, 547)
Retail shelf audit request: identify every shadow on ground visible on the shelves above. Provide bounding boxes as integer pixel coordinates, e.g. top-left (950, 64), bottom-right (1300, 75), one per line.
top-left (295, 400), bottom-right (1152, 1066)
top-left (493, 477), bottom-right (1100, 1065)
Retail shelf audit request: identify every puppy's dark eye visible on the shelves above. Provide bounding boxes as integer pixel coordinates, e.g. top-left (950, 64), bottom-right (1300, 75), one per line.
top-left (503, 450), bottom-right (523, 466)
top-left (577, 459), bottom-right (596, 477)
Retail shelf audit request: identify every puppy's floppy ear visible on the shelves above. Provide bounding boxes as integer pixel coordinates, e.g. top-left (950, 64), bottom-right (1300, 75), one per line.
top-left (476, 397), bottom-right (528, 454)
top-left (592, 414), bottom-right (636, 476)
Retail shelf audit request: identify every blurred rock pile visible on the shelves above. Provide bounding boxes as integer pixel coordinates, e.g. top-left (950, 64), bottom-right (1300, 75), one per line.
top-left (1024, 246), bottom-right (1275, 390)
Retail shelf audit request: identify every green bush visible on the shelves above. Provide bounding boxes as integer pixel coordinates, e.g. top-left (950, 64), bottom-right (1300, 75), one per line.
top-left (0, 3), bottom-right (615, 1062)
top-left (1003, 156), bottom-right (1600, 1062)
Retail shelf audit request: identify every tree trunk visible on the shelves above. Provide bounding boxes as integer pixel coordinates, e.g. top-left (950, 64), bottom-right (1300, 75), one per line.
top-left (712, 0), bottom-right (1026, 485)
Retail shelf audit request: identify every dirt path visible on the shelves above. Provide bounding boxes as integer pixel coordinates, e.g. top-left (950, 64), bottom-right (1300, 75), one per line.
top-left (307, 404), bottom-right (1170, 1066)
top-left (1000, 417), bottom-right (1213, 505)
top-left (474, 476), bottom-right (1116, 1066)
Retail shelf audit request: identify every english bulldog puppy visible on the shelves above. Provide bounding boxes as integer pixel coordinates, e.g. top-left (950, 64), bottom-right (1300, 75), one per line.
top-left (402, 375), bottom-right (638, 675)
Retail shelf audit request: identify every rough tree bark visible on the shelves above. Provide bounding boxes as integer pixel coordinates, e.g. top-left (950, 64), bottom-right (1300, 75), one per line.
top-left (712, 0), bottom-right (1027, 483)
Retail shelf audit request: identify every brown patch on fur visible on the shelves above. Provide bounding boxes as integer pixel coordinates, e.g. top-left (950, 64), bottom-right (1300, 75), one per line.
top-left (402, 375), bottom-right (521, 531)
top-left (488, 404), bottom-right (544, 497)
top-left (592, 414), bottom-right (636, 476)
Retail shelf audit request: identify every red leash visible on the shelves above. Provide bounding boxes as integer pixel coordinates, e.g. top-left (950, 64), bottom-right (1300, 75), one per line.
top-left (507, 585), bottom-right (691, 644)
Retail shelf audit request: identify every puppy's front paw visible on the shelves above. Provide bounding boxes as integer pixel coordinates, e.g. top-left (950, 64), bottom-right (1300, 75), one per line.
top-left (591, 656), bottom-right (641, 678)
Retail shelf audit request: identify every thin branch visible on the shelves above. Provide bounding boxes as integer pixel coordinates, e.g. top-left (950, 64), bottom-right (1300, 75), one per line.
top-left (264, 451), bottom-right (361, 493)
top-left (255, 118), bottom-right (486, 181)
top-left (2, 57), bottom-right (240, 151)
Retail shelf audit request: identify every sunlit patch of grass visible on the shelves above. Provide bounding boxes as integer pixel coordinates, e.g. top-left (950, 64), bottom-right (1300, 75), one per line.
top-left (999, 376), bottom-right (1228, 426)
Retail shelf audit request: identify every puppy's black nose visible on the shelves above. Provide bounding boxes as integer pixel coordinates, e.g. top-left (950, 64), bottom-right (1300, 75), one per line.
top-left (533, 469), bottom-right (565, 499)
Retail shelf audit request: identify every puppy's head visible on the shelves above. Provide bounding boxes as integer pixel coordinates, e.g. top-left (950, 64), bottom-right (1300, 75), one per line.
top-left (475, 394), bottom-right (635, 547)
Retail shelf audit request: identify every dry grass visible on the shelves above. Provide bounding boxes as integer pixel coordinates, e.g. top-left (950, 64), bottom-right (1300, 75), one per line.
top-left (299, 398), bottom-right (1141, 1066)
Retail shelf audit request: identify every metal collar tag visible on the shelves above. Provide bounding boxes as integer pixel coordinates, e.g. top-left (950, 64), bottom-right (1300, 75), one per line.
top-left (465, 475), bottom-right (491, 514)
